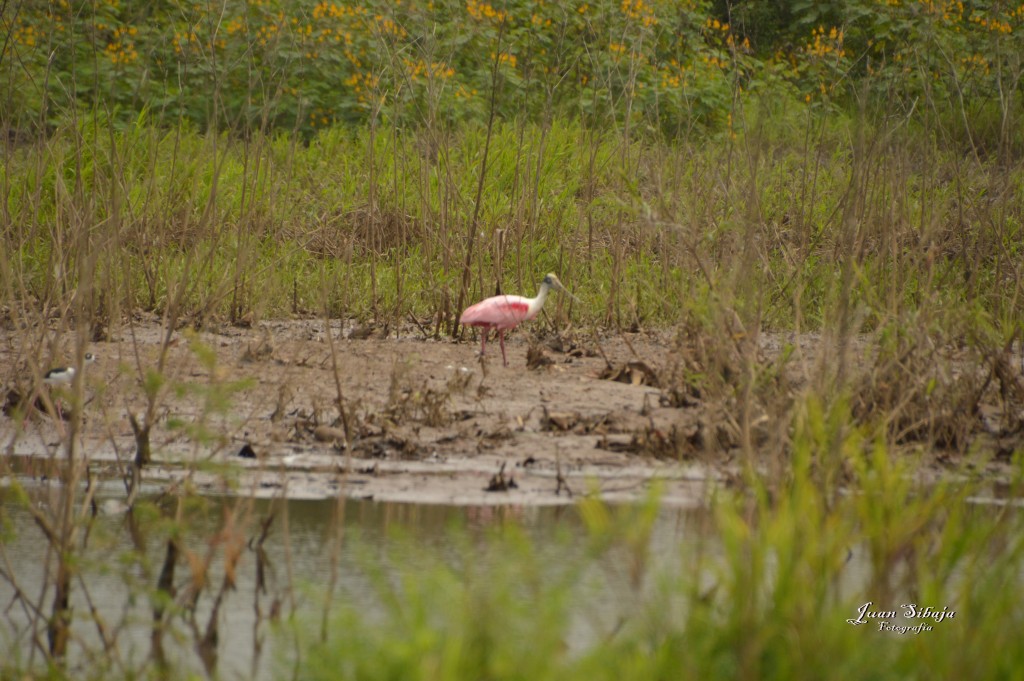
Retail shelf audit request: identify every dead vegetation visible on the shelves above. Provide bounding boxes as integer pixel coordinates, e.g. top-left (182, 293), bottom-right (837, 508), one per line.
top-left (851, 325), bottom-right (1024, 451)
top-left (484, 462), bottom-right (518, 492)
top-left (575, 309), bottom-right (1024, 466)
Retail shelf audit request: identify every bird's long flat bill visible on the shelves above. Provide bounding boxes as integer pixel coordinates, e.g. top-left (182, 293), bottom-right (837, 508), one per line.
top-left (546, 273), bottom-right (580, 303)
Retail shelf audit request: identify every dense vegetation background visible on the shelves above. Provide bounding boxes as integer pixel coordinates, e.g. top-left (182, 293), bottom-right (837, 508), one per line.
top-left (4, 0), bottom-right (1023, 139)
top-left (3, 0), bottom-right (1023, 329)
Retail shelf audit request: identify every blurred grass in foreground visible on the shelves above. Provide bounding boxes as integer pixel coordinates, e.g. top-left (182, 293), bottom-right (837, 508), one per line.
top-left (296, 406), bottom-right (1024, 681)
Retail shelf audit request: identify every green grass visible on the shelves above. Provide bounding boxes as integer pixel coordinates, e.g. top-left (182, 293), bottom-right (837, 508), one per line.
top-left (294, 410), bottom-right (1024, 681)
top-left (3, 111), bottom-right (1022, 333)
top-left (4, 0), bottom-right (1022, 337)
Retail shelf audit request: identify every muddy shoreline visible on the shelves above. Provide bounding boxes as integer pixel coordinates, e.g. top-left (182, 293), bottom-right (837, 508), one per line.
top-left (1, 319), bottom-right (1016, 506)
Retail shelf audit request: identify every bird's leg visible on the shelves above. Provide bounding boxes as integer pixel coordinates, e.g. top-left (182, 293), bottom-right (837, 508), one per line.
top-left (40, 387), bottom-right (62, 420)
top-left (22, 385), bottom-right (39, 430)
top-left (499, 330), bottom-right (508, 367)
top-left (54, 396), bottom-right (64, 421)
top-left (479, 329), bottom-right (488, 358)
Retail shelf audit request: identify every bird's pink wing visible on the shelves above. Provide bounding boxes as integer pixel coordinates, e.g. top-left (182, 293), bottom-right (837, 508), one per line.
top-left (460, 295), bottom-right (531, 329)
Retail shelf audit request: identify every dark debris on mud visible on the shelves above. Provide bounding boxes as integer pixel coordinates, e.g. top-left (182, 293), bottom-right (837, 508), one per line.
top-left (2, 318), bottom-right (1022, 504)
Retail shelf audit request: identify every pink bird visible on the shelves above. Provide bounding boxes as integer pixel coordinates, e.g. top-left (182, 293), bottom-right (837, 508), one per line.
top-left (460, 273), bottom-right (578, 366)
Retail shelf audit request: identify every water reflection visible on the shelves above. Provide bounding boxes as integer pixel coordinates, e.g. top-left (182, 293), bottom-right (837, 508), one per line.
top-left (4, 485), bottom-right (1016, 680)
top-left (0, 490), bottom-right (706, 680)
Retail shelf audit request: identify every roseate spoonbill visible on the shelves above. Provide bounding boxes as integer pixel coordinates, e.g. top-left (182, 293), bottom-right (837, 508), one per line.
top-left (460, 273), bottom-right (577, 366)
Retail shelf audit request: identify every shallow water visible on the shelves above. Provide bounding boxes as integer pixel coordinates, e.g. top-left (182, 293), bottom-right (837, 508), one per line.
top-left (0, 489), bottom-right (709, 679)
top-left (3, 481), bottom-right (1020, 680)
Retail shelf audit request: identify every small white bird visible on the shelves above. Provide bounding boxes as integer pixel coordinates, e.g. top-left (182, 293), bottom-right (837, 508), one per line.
top-left (44, 352), bottom-right (96, 385)
top-left (37, 352), bottom-right (96, 422)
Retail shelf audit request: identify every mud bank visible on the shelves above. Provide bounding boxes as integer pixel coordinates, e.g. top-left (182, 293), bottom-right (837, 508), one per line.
top-left (1, 319), bottom-right (1016, 505)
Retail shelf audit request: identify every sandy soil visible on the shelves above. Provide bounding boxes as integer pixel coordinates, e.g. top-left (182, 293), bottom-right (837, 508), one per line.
top-left (1, 318), bottom-right (1017, 506)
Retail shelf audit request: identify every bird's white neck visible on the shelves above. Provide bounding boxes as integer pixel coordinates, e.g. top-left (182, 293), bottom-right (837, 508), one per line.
top-left (527, 281), bottom-right (552, 318)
